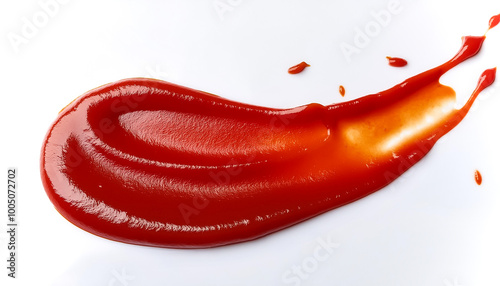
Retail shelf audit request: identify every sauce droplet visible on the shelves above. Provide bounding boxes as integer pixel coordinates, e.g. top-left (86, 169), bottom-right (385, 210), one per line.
top-left (475, 170), bottom-right (482, 185)
top-left (339, 85), bottom-right (345, 97)
top-left (386, 56), bottom-right (408, 67)
top-left (489, 14), bottom-right (500, 30)
top-left (476, 67), bottom-right (497, 92)
top-left (288, 61), bottom-right (310, 74)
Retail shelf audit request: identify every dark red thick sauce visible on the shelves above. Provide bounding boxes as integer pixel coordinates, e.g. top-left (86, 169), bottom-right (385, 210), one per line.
top-left (386, 56), bottom-right (408, 67)
top-left (41, 32), bottom-right (496, 248)
top-left (288, 61), bottom-right (310, 74)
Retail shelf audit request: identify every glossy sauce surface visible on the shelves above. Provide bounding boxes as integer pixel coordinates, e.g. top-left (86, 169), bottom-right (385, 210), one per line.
top-left (41, 35), bottom-right (495, 248)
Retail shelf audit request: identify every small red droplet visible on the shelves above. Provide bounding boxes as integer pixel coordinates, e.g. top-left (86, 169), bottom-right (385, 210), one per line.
top-left (476, 67), bottom-right (496, 92)
top-left (288, 61), bottom-right (310, 74)
top-left (339, 85), bottom-right (345, 97)
top-left (475, 170), bottom-right (482, 185)
top-left (386, 56), bottom-right (408, 67)
top-left (489, 14), bottom-right (500, 30)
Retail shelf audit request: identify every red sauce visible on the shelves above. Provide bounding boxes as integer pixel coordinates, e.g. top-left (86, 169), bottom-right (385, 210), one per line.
top-left (386, 56), bottom-right (408, 67)
top-left (41, 32), bottom-right (496, 248)
top-left (339, 85), bottom-right (345, 97)
top-left (475, 170), bottom-right (482, 185)
top-left (288, 61), bottom-right (310, 74)
top-left (489, 14), bottom-right (500, 30)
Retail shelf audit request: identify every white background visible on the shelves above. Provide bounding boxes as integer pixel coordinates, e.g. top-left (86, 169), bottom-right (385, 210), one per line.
top-left (1, 0), bottom-right (500, 285)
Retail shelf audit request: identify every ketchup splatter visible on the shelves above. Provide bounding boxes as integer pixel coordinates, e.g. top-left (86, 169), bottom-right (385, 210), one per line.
top-left (288, 61), bottom-right (310, 74)
top-left (475, 170), bottom-right (483, 185)
top-left (339, 85), bottom-right (345, 97)
top-left (41, 23), bottom-right (497, 249)
top-left (489, 14), bottom-right (500, 30)
top-left (386, 56), bottom-right (408, 67)
top-left (475, 67), bottom-right (496, 91)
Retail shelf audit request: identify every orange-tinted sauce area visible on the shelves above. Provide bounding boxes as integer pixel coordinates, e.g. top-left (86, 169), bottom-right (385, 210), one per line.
top-left (489, 14), bottom-right (500, 29)
top-left (288, 61), bottom-right (310, 74)
top-left (475, 170), bottom-right (483, 185)
top-left (41, 30), bottom-right (496, 247)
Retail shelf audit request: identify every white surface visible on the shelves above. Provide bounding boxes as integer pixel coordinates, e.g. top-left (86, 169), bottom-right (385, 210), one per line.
top-left (1, 1), bottom-right (500, 285)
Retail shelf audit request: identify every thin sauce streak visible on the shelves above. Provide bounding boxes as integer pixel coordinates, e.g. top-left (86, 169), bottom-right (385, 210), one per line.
top-left (339, 85), bottom-right (345, 97)
top-left (475, 170), bottom-right (483, 185)
top-left (386, 56), bottom-right (408, 67)
top-left (288, 61), bottom-right (310, 74)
